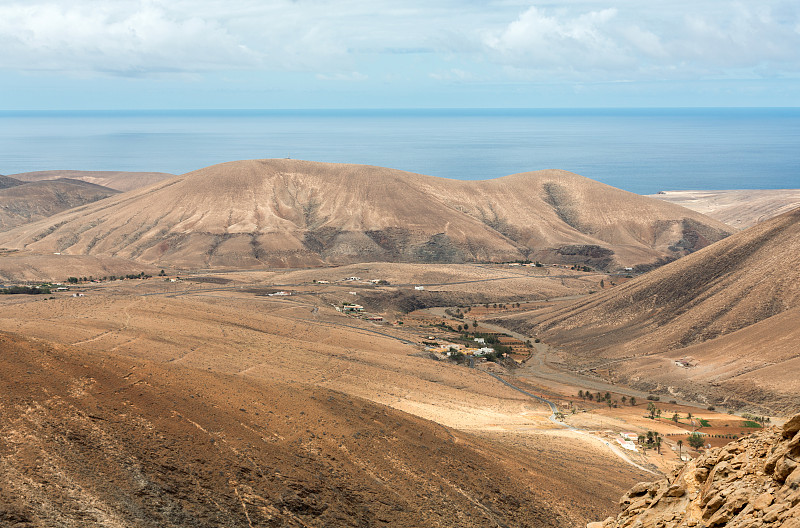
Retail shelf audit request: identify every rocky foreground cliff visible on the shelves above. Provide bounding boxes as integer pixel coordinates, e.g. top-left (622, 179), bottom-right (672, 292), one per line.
top-left (590, 414), bottom-right (800, 528)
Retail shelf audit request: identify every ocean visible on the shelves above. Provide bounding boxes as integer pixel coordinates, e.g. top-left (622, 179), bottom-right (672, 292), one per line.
top-left (1, 108), bottom-right (798, 195)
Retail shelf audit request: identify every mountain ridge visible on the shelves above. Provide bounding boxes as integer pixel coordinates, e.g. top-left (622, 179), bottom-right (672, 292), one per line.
top-left (11, 170), bottom-right (174, 192)
top-left (0, 178), bottom-right (119, 231)
top-left (0, 159), bottom-right (732, 270)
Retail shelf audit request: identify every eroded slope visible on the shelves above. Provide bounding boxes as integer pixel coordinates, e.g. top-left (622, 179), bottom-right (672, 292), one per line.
top-left (496, 207), bottom-right (800, 414)
top-left (0, 179), bottom-right (118, 231)
top-left (1, 331), bottom-right (574, 527)
top-left (0, 159), bottom-right (731, 270)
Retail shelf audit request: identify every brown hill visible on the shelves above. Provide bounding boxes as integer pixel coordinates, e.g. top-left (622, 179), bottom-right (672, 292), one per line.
top-left (0, 175), bottom-right (25, 189)
top-left (0, 178), bottom-right (118, 231)
top-left (11, 170), bottom-right (174, 192)
top-left (496, 207), bottom-right (800, 414)
top-left (591, 415), bottom-right (800, 528)
top-left (649, 189), bottom-right (800, 230)
top-left (0, 159), bottom-right (731, 270)
top-left (0, 330), bottom-right (579, 527)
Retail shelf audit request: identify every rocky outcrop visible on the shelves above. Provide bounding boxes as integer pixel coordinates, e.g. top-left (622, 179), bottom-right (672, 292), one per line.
top-left (590, 414), bottom-right (800, 528)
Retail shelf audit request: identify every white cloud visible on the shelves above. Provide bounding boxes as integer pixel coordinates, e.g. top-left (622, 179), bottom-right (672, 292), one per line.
top-left (482, 3), bottom-right (800, 80)
top-left (0, 2), bottom-right (259, 74)
top-left (429, 68), bottom-right (481, 82)
top-left (316, 71), bottom-right (368, 81)
top-left (0, 0), bottom-right (798, 83)
top-left (484, 6), bottom-right (632, 75)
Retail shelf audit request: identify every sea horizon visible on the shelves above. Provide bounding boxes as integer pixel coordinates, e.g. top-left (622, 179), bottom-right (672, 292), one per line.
top-left (2, 107), bottom-right (799, 195)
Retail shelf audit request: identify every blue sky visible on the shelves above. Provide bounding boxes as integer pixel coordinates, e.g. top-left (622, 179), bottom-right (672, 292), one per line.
top-left (1, 0), bottom-right (799, 109)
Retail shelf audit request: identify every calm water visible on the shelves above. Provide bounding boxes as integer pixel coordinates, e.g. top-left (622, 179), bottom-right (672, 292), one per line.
top-left (1, 108), bottom-right (798, 194)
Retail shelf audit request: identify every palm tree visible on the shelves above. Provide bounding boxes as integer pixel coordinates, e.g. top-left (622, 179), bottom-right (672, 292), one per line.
top-left (655, 434), bottom-right (663, 454)
top-left (677, 439), bottom-right (683, 460)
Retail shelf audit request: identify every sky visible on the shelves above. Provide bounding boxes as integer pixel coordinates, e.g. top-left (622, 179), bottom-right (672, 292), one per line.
top-left (1, 0), bottom-right (799, 109)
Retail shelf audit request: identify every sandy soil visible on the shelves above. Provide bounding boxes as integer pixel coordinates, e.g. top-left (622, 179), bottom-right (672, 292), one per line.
top-left (6, 332), bottom-right (621, 527)
top-left (0, 268), bottom-right (659, 526)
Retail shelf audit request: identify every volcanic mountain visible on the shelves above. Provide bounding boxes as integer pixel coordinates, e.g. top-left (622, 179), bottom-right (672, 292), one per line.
top-left (0, 178), bottom-right (118, 231)
top-left (0, 159), bottom-right (731, 270)
top-left (11, 170), bottom-right (174, 192)
top-left (496, 206), bottom-right (800, 415)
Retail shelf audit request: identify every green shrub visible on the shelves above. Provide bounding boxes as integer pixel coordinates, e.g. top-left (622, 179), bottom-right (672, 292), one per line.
top-left (687, 433), bottom-right (705, 449)
top-left (1, 286), bottom-right (51, 295)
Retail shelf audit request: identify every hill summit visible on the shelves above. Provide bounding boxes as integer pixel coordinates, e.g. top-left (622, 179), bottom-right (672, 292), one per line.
top-left (0, 159), bottom-right (731, 269)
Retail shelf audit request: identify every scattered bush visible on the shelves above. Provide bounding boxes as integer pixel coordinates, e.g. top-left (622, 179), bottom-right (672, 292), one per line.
top-left (1, 285), bottom-right (51, 295)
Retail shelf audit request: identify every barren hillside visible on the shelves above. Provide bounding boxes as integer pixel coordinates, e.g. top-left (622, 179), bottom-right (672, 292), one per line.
top-left (0, 330), bottom-right (626, 527)
top-left (496, 207), bottom-right (800, 414)
top-left (0, 251), bottom-right (156, 282)
top-left (0, 159), bottom-right (731, 270)
top-left (649, 189), bottom-right (800, 229)
top-left (0, 175), bottom-right (25, 189)
top-left (0, 178), bottom-right (118, 231)
top-left (12, 170), bottom-right (174, 192)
